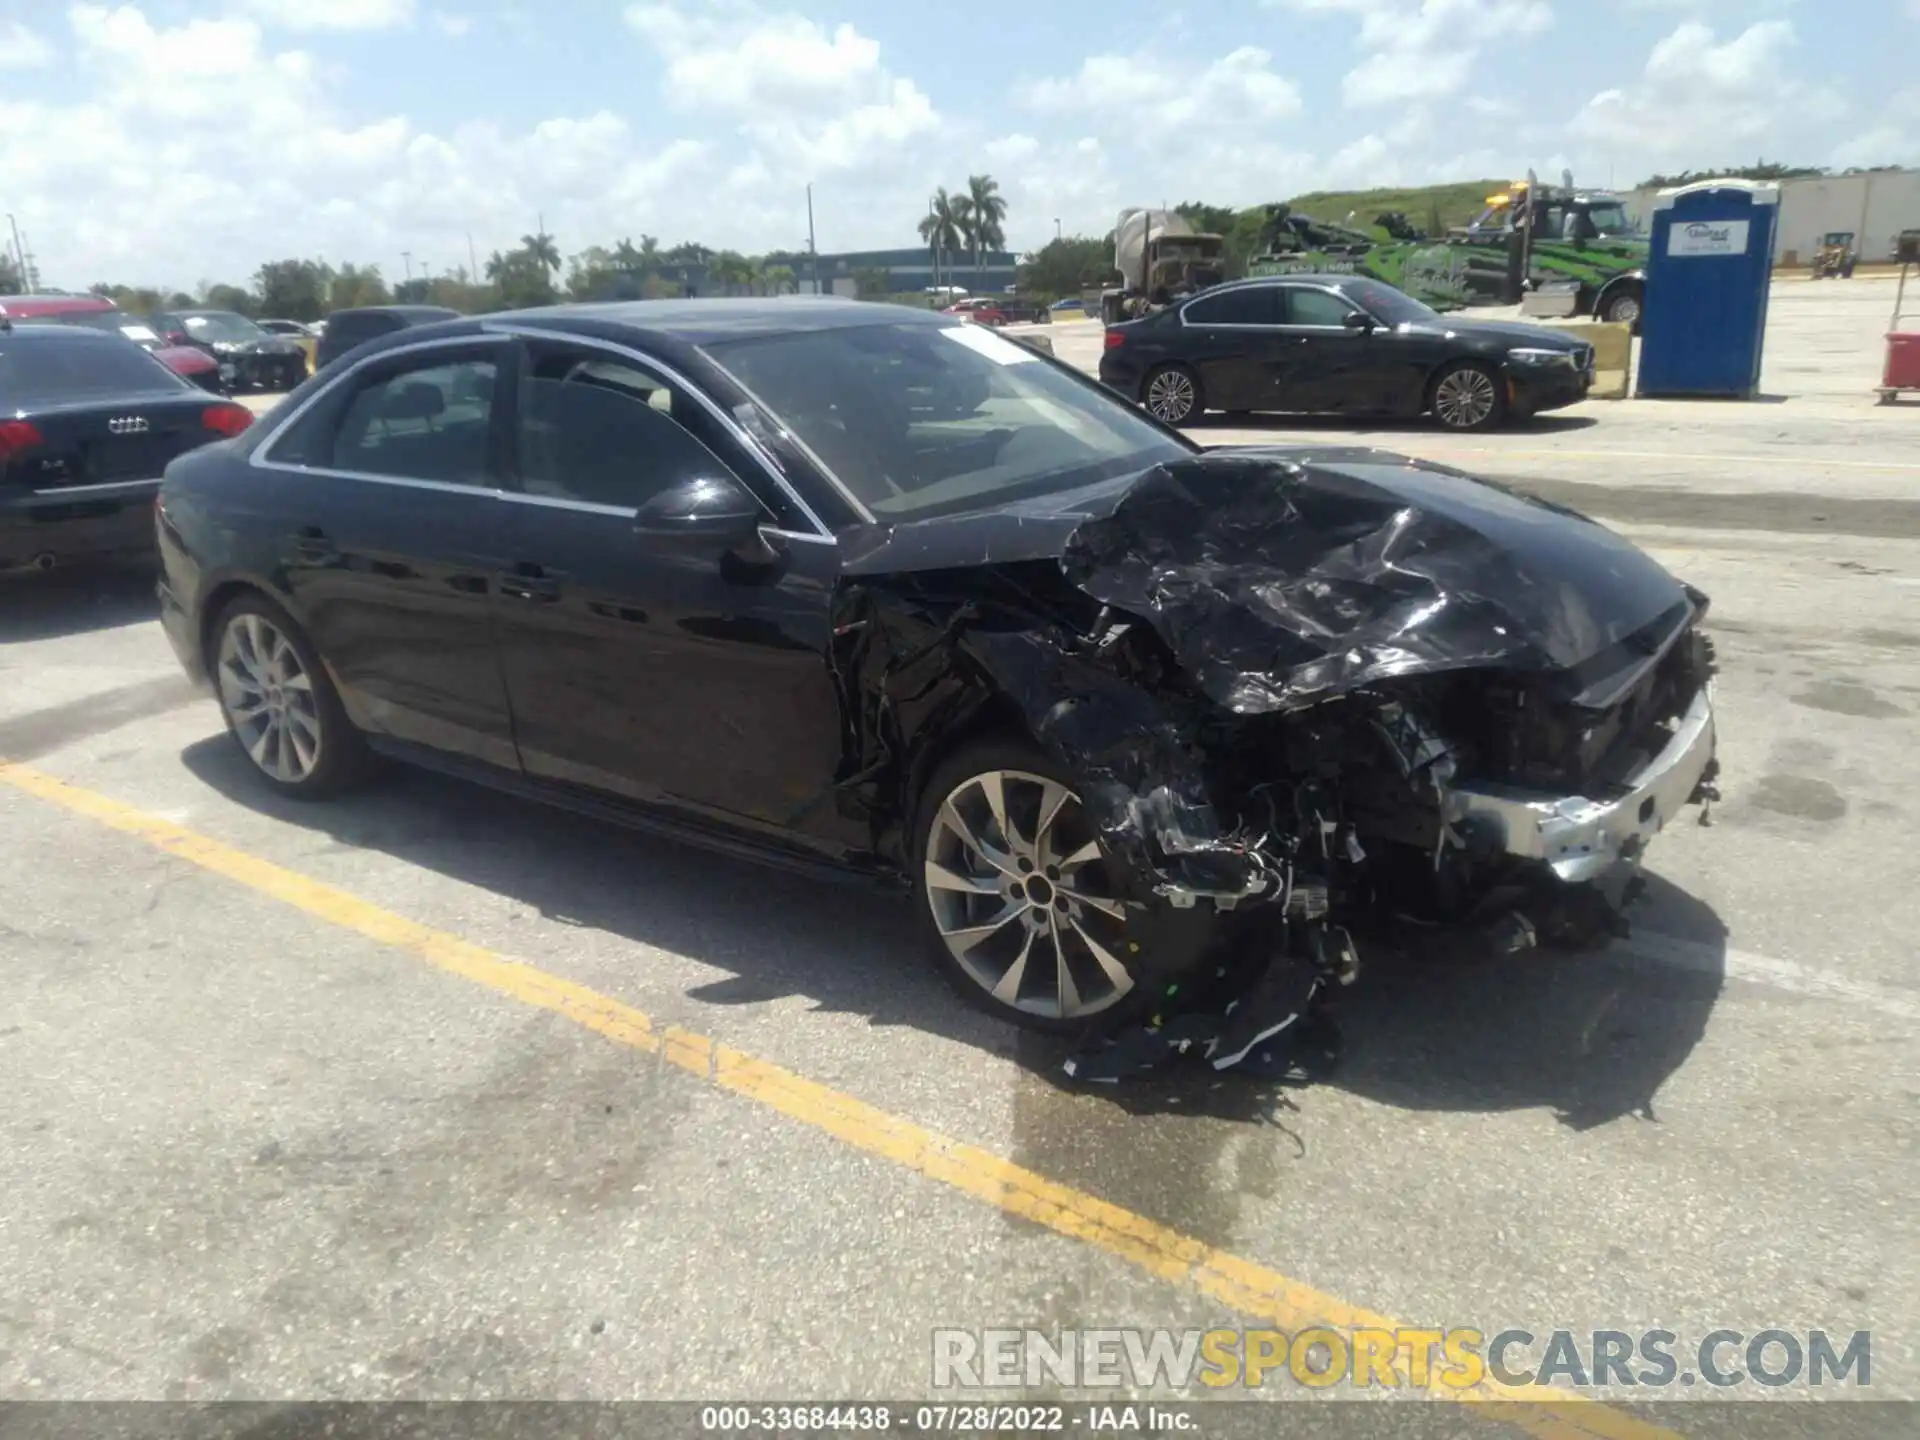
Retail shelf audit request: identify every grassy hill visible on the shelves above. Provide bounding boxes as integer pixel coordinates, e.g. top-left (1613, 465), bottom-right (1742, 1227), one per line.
top-left (1282, 180), bottom-right (1507, 239)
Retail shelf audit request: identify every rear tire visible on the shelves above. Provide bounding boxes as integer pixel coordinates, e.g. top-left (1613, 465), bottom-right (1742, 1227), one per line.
top-left (1428, 360), bottom-right (1507, 432)
top-left (209, 592), bottom-right (371, 800)
top-left (1142, 364), bottom-right (1203, 426)
top-left (1600, 286), bottom-right (1643, 329)
top-left (911, 739), bottom-right (1208, 1034)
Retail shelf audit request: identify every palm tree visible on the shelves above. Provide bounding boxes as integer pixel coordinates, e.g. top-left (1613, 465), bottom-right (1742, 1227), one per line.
top-left (761, 263), bottom-right (796, 295)
top-left (965, 174), bottom-right (1008, 287)
top-left (918, 188), bottom-right (965, 295)
top-left (520, 231), bottom-right (561, 278)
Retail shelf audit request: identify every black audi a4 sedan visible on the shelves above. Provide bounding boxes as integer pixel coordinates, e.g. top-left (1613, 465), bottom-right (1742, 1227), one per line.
top-left (1, 321), bottom-right (253, 573)
top-left (156, 299), bottom-right (1717, 1033)
top-left (1098, 275), bottom-right (1597, 431)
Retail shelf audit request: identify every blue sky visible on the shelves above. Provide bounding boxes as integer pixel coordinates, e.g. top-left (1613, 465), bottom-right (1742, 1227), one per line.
top-left (1, 0), bottom-right (1915, 290)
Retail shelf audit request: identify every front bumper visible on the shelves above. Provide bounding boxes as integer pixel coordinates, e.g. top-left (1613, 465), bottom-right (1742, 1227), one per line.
top-left (1446, 684), bottom-right (1717, 884)
top-left (1510, 362), bottom-right (1592, 415)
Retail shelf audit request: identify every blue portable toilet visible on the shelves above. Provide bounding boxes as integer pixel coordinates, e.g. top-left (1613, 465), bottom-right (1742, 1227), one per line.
top-left (1637, 179), bottom-right (1780, 398)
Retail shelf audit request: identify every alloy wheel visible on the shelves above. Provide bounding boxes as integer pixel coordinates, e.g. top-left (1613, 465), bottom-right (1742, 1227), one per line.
top-left (1145, 368), bottom-right (1197, 424)
top-left (924, 769), bottom-right (1136, 1022)
top-left (216, 612), bottom-right (324, 783)
top-left (1433, 367), bottom-right (1498, 429)
top-left (1607, 294), bottom-right (1643, 327)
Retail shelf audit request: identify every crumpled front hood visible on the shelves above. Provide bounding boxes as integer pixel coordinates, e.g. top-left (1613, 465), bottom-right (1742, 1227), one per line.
top-left (844, 446), bottom-right (1693, 713)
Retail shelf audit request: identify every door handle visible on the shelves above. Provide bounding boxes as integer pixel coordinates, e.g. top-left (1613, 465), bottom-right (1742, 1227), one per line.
top-left (498, 563), bottom-right (562, 602)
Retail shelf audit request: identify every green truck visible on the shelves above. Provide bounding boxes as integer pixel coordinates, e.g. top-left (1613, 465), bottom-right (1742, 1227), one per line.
top-left (1247, 175), bottom-right (1648, 328)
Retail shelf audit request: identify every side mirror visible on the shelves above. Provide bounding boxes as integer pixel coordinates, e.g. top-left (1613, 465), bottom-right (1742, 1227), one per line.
top-left (634, 474), bottom-right (766, 554)
top-left (1342, 311), bottom-right (1376, 333)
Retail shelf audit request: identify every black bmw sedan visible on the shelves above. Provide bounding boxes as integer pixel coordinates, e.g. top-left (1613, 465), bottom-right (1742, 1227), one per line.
top-left (156, 299), bottom-right (1718, 1033)
top-left (1, 321), bottom-right (253, 573)
top-left (1098, 275), bottom-right (1597, 431)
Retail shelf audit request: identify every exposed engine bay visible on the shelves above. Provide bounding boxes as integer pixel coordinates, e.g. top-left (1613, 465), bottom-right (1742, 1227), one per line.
top-left (829, 449), bottom-right (1721, 1081)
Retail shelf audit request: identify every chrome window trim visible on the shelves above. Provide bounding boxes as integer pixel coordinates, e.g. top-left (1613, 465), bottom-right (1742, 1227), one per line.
top-left (32, 477), bottom-right (162, 497)
top-left (480, 320), bottom-right (836, 539)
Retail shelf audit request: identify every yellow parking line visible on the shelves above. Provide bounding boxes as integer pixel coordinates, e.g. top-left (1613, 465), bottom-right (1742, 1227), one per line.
top-left (0, 758), bottom-right (1678, 1439)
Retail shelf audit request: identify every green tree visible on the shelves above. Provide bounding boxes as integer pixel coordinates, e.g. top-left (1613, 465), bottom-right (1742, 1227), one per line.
top-left (664, 240), bottom-right (713, 266)
top-left (254, 259), bottom-right (330, 321)
top-left (967, 175), bottom-right (1008, 286)
top-left (520, 231), bottom-right (561, 278)
top-left (392, 278), bottom-right (433, 304)
top-left (707, 250), bottom-right (757, 294)
top-left (201, 282), bottom-right (257, 316)
top-left (1174, 202), bottom-right (1238, 236)
top-left (1014, 235), bottom-right (1114, 300)
top-left (330, 263), bottom-right (392, 310)
top-left (852, 267), bottom-right (893, 300)
top-left (484, 247), bottom-right (556, 308)
top-left (1, 253), bottom-right (24, 293)
top-left (760, 263), bottom-right (796, 295)
top-left (918, 188), bottom-right (966, 291)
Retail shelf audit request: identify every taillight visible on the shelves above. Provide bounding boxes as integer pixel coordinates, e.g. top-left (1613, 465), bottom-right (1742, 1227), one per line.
top-left (1103, 329), bottom-right (1126, 349)
top-left (201, 404), bottom-right (253, 437)
top-left (0, 419), bottom-right (44, 461)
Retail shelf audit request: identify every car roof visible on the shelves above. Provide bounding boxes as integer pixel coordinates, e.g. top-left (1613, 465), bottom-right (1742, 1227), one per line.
top-left (330, 305), bottom-right (461, 321)
top-left (495, 297), bottom-right (945, 345)
top-left (338, 297), bottom-right (951, 364)
top-left (0, 322), bottom-right (124, 343)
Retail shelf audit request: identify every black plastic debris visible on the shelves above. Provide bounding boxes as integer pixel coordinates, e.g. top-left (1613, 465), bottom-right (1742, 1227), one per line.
top-left (1062, 927), bottom-right (1351, 1086)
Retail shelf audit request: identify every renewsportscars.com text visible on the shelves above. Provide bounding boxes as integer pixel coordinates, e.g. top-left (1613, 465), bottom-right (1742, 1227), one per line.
top-left (931, 1327), bottom-right (1872, 1391)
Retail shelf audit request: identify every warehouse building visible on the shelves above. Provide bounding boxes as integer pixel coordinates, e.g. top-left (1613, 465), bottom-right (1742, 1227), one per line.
top-left (796, 246), bottom-right (1021, 297)
top-left (1622, 169), bottom-right (1920, 264)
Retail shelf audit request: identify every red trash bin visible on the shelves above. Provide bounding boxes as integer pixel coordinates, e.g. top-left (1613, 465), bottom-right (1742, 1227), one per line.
top-left (1885, 332), bottom-right (1920, 391)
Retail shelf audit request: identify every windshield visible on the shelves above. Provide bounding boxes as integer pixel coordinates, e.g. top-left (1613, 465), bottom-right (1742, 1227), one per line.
top-left (1582, 201), bottom-right (1635, 237)
top-left (64, 311), bottom-right (162, 345)
top-left (1340, 278), bottom-right (1440, 327)
top-left (182, 311), bottom-right (266, 342)
top-left (0, 333), bottom-right (189, 403)
top-left (705, 320), bottom-right (1191, 521)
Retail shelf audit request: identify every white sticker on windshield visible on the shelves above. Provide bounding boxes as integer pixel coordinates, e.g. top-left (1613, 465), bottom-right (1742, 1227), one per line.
top-left (938, 323), bottom-right (1038, 365)
top-left (120, 325), bottom-right (159, 342)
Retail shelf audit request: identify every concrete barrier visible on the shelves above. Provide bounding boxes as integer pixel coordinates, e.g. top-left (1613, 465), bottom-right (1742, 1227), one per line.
top-left (1525, 319), bottom-right (1633, 400)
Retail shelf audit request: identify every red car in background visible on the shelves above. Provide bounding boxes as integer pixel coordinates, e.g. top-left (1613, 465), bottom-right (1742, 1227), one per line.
top-left (940, 296), bottom-right (1050, 327)
top-left (0, 294), bottom-right (225, 393)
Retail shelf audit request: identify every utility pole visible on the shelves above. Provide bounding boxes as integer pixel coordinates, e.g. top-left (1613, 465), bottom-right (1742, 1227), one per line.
top-left (806, 183), bottom-right (821, 295)
top-left (467, 232), bottom-right (479, 284)
top-left (402, 251), bottom-right (413, 282)
top-left (6, 214), bottom-right (24, 289)
top-left (1055, 217), bottom-right (1062, 242)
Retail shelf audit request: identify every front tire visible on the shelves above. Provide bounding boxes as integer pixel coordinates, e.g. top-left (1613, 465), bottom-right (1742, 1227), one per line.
top-left (913, 740), bottom-right (1169, 1033)
top-left (1600, 286), bottom-right (1643, 329)
top-left (210, 592), bottom-right (370, 799)
top-left (1142, 364), bottom-right (1203, 426)
top-left (1428, 360), bottom-right (1507, 432)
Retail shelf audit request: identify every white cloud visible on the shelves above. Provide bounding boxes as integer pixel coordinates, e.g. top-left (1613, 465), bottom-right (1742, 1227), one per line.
top-left (431, 11), bottom-right (473, 37)
top-left (1271, 0), bottom-right (1552, 108)
top-left (624, 1), bottom-right (937, 179)
top-left (242, 0), bottom-right (417, 30)
top-left (1018, 47), bottom-right (1301, 126)
top-left (0, 19), bottom-right (55, 68)
top-left (1568, 20), bottom-right (1844, 170)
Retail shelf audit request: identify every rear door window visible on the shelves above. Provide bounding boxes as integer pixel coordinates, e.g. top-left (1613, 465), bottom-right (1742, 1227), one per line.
top-left (268, 344), bottom-right (501, 485)
top-left (1279, 287), bottom-right (1357, 328)
top-left (1182, 286), bottom-right (1280, 325)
